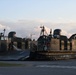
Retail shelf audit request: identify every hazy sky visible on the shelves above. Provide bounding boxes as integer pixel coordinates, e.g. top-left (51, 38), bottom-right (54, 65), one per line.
top-left (0, 0), bottom-right (76, 39)
top-left (0, 0), bottom-right (76, 22)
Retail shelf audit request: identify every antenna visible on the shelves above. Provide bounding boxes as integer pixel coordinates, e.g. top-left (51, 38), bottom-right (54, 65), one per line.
top-left (3, 29), bottom-right (6, 36)
top-left (40, 26), bottom-right (48, 36)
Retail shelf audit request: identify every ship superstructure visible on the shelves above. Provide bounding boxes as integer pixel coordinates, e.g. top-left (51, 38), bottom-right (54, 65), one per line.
top-left (30, 26), bottom-right (76, 60)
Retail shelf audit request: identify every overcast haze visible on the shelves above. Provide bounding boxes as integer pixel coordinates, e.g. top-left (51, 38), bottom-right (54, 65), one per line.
top-left (0, 0), bottom-right (76, 39)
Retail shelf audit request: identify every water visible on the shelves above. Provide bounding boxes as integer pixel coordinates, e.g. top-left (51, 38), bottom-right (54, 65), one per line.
top-left (0, 60), bottom-right (76, 75)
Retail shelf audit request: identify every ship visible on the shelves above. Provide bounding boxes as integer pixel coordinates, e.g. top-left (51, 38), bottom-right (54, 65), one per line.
top-left (1, 27), bottom-right (76, 61)
top-left (0, 29), bottom-right (30, 60)
top-left (30, 26), bottom-right (76, 60)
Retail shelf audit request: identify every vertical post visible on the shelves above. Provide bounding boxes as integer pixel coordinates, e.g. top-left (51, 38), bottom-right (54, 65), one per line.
top-left (3, 29), bottom-right (6, 40)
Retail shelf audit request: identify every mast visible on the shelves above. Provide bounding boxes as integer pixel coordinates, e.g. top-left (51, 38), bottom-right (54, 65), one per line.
top-left (40, 26), bottom-right (48, 36)
top-left (3, 29), bottom-right (6, 40)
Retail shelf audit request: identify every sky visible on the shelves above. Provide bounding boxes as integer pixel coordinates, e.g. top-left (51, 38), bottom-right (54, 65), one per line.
top-left (0, 0), bottom-right (76, 39)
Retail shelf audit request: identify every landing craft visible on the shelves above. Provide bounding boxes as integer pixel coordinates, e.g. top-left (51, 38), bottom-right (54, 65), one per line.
top-left (1, 27), bottom-right (76, 61)
top-left (0, 30), bottom-right (30, 60)
top-left (30, 26), bottom-right (76, 60)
